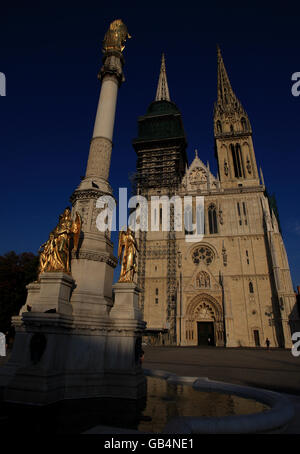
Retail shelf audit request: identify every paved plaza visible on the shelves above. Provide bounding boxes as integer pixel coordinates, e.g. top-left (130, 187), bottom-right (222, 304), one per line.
top-left (143, 346), bottom-right (300, 395)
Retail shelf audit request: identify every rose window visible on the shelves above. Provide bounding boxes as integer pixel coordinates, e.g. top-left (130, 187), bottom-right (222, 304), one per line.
top-left (192, 246), bottom-right (214, 265)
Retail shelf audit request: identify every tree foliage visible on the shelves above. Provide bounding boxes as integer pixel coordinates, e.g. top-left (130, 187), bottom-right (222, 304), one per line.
top-left (0, 251), bottom-right (38, 334)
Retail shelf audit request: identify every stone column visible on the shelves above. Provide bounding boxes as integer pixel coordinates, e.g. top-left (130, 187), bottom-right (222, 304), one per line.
top-left (79, 52), bottom-right (124, 193)
top-left (69, 50), bottom-right (124, 317)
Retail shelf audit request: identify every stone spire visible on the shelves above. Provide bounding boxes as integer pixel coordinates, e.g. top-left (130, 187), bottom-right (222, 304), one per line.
top-left (216, 45), bottom-right (243, 114)
top-left (215, 46), bottom-right (252, 135)
top-left (215, 46), bottom-right (250, 120)
top-left (214, 46), bottom-right (259, 188)
top-left (214, 46), bottom-right (250, 138)
top-left (155, 53), bottom-right (171, 101)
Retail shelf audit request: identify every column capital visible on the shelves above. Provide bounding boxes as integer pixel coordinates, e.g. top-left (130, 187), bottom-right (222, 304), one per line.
top-left (98, 51), bottom-right (125, 86)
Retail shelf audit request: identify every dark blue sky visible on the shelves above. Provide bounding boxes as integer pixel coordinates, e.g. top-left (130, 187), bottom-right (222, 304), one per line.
top-left (0, 1), bottom-right (299, 286)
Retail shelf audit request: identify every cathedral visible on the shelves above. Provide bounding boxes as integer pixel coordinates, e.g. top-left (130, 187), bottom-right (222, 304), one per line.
top-left (132, 48), bottom-right (299, 348)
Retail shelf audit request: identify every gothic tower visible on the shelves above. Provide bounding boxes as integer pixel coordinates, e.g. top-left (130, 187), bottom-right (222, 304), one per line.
top-left (214, 47), bottom-right (260, 189)
top-left (133, 53), bottom-right (187, 191)
top-left (133, 55), bottom-right (187, 344)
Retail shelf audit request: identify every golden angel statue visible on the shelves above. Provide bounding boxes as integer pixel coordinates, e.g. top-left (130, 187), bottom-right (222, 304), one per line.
top-left (118, 227), bottom-right (138, 283)
top-left (38, 208), bottom-right (81, 276)
top-left (102, 19), bottom-right (131, 53)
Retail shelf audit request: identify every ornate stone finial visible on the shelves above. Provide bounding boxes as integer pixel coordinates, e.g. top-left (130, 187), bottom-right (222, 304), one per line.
top-left (102, 19), bottom-right (131, 54)
top-left (260, 166), bottom-right (265, 186)
top-left (206, 161), bottom-right (211, 190)
top-left (195, 149), bottom-right (198, 158)
top-left (155, 53), bottom-right (171, 101)
top-left (222, 241), bottom-right (227, 266)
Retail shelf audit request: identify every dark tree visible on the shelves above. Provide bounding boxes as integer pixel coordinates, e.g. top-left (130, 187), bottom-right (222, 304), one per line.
top-left (0, 251), bottom-right (39, 334)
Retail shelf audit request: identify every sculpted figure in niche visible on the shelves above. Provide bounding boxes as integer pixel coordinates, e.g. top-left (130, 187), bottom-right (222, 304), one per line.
top-left (190, 167), bottom-right (207, 184)
top-left (196, 271), bottom-right (210, 288)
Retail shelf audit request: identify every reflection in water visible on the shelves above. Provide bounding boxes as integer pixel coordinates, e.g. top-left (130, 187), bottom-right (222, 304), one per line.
top-left (0, 375), bottom-right (269, 434)
top-left (138, 377), bottom-right (269, 433)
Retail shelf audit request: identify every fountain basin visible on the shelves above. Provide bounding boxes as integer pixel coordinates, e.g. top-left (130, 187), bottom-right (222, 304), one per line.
top-left (142, 369), bottom-right (295, 434)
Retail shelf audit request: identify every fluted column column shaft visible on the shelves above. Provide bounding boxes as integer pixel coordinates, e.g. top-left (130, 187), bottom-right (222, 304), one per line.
top-left (92, 75), bottom-right (118, 141)
top-left (85, 74), bottom-right (119, 182)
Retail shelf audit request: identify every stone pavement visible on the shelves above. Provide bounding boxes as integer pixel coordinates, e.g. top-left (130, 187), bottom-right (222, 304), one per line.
top-left (143, 346), bottom-right (300, 395)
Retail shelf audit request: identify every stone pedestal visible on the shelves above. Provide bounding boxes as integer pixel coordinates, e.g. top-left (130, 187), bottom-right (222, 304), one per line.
top-left (106, 282), bottom-right (146, 399)
top-left (20, 272), bottom-right (74, 315)
top-left (0, 282), bottom-right (147, 405)
top-left (19, 282), bottom-right (41, 314)
top-left (110, 282), bottom-right (142, 320)
top-left (2, 313), bottom-right (72, 404)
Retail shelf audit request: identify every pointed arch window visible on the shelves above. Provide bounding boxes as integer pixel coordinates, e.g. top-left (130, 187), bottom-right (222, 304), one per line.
top-left (184, 205), bottom-right (193, 235)
top-left (230, 143), bottom-right (245, 178)
top-left (208, 204), bottom-right (218, 234)
top-left (249, 281), bottom-right (254, 293)
top-left (216, 120), bottom-right (222, 134)
top-left (196, 203), bottom-right (205, 236)
top-left (155, 288), bottom-right (159, 304)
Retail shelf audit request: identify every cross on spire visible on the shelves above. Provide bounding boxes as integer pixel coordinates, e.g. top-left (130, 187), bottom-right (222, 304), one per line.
top-left (155, 53), bottom-right (171, 101)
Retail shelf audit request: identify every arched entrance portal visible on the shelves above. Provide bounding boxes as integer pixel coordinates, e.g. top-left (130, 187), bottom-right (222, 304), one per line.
top-left (185, 294), bottom-right (224, 347)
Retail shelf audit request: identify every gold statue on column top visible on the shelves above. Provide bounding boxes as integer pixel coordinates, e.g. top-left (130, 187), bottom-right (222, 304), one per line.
top-left (118, 227), bottom-right (138, 283)
top-left (102, 19), bottom-right (131, 53)
top-left (38, 208), bottom-right (81, 276)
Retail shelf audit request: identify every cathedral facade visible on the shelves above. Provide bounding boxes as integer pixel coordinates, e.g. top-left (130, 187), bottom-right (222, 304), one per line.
top-left (133, 50), bottom-right (299, 348)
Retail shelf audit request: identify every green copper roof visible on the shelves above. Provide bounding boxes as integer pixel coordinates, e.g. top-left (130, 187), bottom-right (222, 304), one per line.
top-left (134, 100), bottom-right (186, 142)
top-left (146, 100), bottom-right (180, 115)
